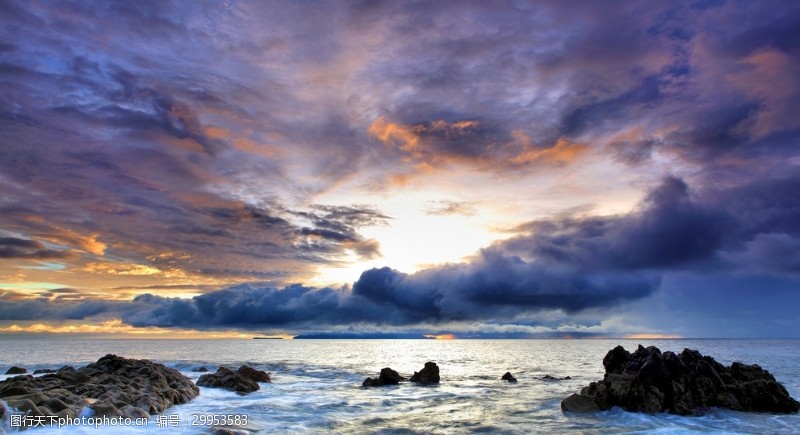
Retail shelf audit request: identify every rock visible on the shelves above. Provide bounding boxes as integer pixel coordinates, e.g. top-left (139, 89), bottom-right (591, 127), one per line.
top-left (193, 367), bottom-right (210, 372)
top-left (5, 366), bottom-right (27, 375)
top-left (562, 345), bottom-right (800, 416)
top-left (561, 393), bottom-right (601, 412)
top-left (362, 367), bottom-right (405, 387)
top-left (197, 365), bottom-right (269, 393)
top-left (542, 375), bottom-right (571, 381)
top-left (236, 366), bottom-right (271, 383)
top-left (33, 369), bottom-right (56, 375)
top-left (501, 372), bottom-right (517, 383)
top-left (0, 354), bottom-right (198, 419)
top-left (409, 362), bottom-right (439, 385)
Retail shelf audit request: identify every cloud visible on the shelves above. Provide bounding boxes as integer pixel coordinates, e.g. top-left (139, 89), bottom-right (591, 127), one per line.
top-left (367, 116), bottom-right (588, 170)
top-left (1, 1), bottom-right (800, 337)
top-left (425, 201), bottom-right (476, 216)
top-left (2, 174), bottom-right (799, 336)
top-left (0, 237), bottom-right (75, 260)
top-left (503, 177), bottom-right (733, 271)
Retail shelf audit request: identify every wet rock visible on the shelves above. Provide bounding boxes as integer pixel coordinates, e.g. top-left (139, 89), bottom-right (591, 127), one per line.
top-left (193, 367), bottom-right (210, 372)
top-left (362, 367), bottom-right (405, 387)
top-left (409, 362), bottom-right (440, 385)
top-left (0, 354), bottom-right (198, 419)
top-left (236, 366), bottom-right (271, 383)
top-left (501, 372), bottom-right (517, 383)
top-left (542, 375), bottom-right (571, 381)
top-left (197, 365), bottom-right (270, 394)
top-left (33, 369), bottom-right (56, 375)
top-left (561, 393), bottom-right (602, 412)
top-left (562, 345), bottom-right (800, 416)
top-left (5, 366), bottom-right (27, 375)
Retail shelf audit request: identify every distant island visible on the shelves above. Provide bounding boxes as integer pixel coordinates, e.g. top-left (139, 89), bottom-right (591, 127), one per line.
top-left (252, 336), bottom-right (285, 339)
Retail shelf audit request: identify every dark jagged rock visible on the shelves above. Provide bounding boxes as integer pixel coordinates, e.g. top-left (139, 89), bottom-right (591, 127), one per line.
top-left (5, 366), bottom-right (27, 375)
top-left (33, 369), bottom-right (55, 375)
top-left (561, 345), bottom-right (800, 415)
top-left (362, 367), bottom-right (405, 387)
top-left (197, 365), bottom-right (270, 394)
top-left (542, 375), bottom-right (571, 381)
top-left (193, 367), bottom-right (210, 372)
top-left (409, 362), bottom-right (440, 385)
top-left (501, 372), bottom-right (517, 383)
top-left (0, 354), bottom-right (198, 420)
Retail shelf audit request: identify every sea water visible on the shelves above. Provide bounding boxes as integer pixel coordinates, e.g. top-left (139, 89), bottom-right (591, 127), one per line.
top-left (1, 339), bottom-right (799, 434)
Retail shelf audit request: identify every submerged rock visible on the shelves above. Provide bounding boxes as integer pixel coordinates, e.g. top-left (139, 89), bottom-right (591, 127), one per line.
top-left (561, 345), bottom-right (800, 415)
top-left (542, 375), bottom-right (571, 381)
top-left (0, 354), bottom-right (198, 420)
top-left (501, 372), bottom-right (518, 383)
top-left (362, 367), bottom-right (405, 387)
top-left (32, 369), bottom-right (55, 375)
top-left (5, 366), bottom-right (26, 375)
top-left (197, 366), bottom-right (270, 393)
top-left (409, 362), bottom-right (440, 385)
top-left (193, 367), bottom-right (210, 372)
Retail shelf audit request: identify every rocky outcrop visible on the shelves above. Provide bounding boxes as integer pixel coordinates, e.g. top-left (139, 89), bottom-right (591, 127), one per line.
top-left (33, 369), bottom-right (55, 375)
top-left (0, 354), bottom-right (198, 420)
top-left (561, 345), bottom-right (800, 415)
top-left (501, 372), bottom-right (517, 383)
top-left (409, 362), bottom-right (439, 385)
top-left (5, 366), bottom-right (26, 375)
top-left (197, 366), bottom-right (271, 394)
top-left (362, 367), bottom-right (405, 387)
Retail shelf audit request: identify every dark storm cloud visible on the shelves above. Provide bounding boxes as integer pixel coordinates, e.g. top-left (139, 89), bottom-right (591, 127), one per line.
top-left (504, 177), bottom-right (733, 271)
top-left (0, 237), bottom-right (74, 260)
top-left (2, 174), bottom-right (799, 331)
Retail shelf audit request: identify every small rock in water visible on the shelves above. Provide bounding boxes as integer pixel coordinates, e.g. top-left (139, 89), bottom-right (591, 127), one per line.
top-left (362, 367), bottom-right (405, 387)
top-left (5, 366), bottom-right (27, 375)
top-left (561, 345), bottom-right (800, 415)
top-left (542, 375), bottom-right (570, 381)
top-left (193, 366), bottom-right (210, 372)
top-left (32, 369), bottom-right (55, 375)
top-left (409, 362), bottom-right (440, 385)
top-left (501, 372), bottom-right (517, 383)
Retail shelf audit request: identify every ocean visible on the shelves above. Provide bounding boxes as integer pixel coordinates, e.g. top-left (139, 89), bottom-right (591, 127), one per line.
top-left (1, 338), bottom-right (799, 434)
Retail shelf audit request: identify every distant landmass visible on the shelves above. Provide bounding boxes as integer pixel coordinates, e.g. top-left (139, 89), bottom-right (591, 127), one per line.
top-left (293, 332), bottom-right (427, 339)
top-left (252, 336), bottom-right (285, 339)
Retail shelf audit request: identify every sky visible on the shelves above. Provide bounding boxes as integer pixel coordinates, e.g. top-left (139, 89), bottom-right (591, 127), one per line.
top-left (1, 0), bottom-right (799, 339)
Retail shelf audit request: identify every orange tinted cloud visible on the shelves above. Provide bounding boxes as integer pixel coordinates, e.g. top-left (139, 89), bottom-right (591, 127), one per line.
top-left (0, 319), bottom-right (252, 338)
top-left (368, 116), bottom-right (423, 155)
top-left (510, 136), bottom-right (588, 165)
top-left (82, 261), bottom-right (184, 277)
top-left (369, 116), bottom-right (587, 170)
top-left (204, 126), bottom-right (230, 139)
top-left (423, 333), bottom-right (457, 340)
top-left (39, 229), bottom-right (107, 256)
